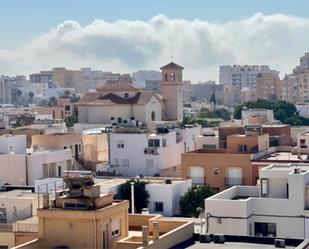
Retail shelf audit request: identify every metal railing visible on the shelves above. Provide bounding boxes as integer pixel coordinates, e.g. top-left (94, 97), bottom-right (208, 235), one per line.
top-left (0, 223), bottom-right (13, 232)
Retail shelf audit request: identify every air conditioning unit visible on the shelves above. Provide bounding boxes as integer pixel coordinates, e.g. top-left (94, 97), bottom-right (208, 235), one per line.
top-left (199, 234), bottom-right (211, 243)
top-left (274, 239), bottom-right (285, 248)
top-left (213, 234), bottom-right (225, 244)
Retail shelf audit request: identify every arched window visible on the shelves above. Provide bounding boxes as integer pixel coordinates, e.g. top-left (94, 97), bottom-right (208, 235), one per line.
top-left (151, 111), bottom-right (156, 121)
top-left (226, 167), bottom-right (244, 187)
top-left (189, 166), bottom-right (205, 185)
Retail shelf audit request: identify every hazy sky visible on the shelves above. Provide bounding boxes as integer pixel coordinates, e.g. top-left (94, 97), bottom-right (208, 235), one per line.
top-left (1, 0), bottom-right (309, 82)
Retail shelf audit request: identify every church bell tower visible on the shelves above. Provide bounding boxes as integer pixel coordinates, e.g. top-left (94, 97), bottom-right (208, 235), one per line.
top-left (160, 61), bottom-right (184, 122)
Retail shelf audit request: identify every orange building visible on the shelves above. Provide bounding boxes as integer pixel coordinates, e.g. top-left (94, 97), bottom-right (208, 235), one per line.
top-left (181, 132), bottom-right (269, 192)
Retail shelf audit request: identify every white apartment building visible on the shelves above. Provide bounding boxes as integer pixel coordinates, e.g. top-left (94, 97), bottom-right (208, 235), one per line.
top-left (205, 163), bottom-right (309, 239)
top-left (0, 135), bottom-right (73, 185)
top-left (219, 65), bottom-right (277, 89)
top-left (94, 177), bottom-right (191, 217)
top-left (109, 125), bottom-right (200, 177)
top-left (146, 178), bottom-right (191, 216)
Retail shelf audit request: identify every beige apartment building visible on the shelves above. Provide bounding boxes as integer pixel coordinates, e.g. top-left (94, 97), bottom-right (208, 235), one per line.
top-left (256, 72), bottom-right (282, 101)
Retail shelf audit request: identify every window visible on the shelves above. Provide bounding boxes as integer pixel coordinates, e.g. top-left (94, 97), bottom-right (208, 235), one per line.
top-left (254, 222), bottom-right (276, 237)
top-left (162, 138), bottom-right (167, 147)
top-left (148, 139), bottom-right (160, 147)
top-left (0, 208), bottom-right (7, 223)
top-left (58, 166), bottom-right (62, 177)
top-left (122, 159), bottom-right (130, 167)
top-left (117, 117), bottom-right (122, 123)
top-left (124, 93), bottom-right (129, 98)
top-left (65, 105), bottom-right (70, 111)
top-left (117, 141), bottom-right (124, 148)
top-left (78, 144), bottom-right (81, 152)
top-left (111, 218), bottom-right (121, 238)
top-left (111, 117), bottom-right (115, 120)
top-left (300, 139), bottom-right (307, 148)
top-left (238, 144), bottom-right (247, 153)
top-left (261, 178), bottom-right (268, 197)
top-left (170, 73), bottom-right (175, 82)
top-left (154, 202), bottom-right (164, 212)
top-left (151, 111), bottom-right (156, 121)
top-left (165, 73), bottom-right (168, 81)
top-left (203, 144), bottom-right (216, 149)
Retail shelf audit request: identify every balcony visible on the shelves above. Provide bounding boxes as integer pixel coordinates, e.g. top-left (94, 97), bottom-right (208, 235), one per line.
top-left (225, 177), bottom-right (244, 187)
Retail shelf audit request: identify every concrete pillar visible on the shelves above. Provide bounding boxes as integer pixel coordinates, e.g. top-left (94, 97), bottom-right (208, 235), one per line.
top-left (153, 221), bottom-right (160, 240)
top-left (142, 226), bottom-right (149, 245)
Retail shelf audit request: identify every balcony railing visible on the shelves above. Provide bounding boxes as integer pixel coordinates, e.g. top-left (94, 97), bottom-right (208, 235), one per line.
top-left (225, 177), bottom-right (244, 187)
top-left (0, 223), bottom-right (13, 232)
top-left (190, 177), bottom-right (206, 185)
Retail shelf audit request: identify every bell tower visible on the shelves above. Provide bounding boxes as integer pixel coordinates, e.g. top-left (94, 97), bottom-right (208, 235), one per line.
top-left (160, 62), bottom-right (184, 122)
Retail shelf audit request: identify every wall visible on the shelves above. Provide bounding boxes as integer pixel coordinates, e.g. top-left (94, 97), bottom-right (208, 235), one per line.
top-left (0, 154), bottom-right (27, 185)
top-left (181, 152), bottom-right (252, 191)
top-left (82, 134), bottom-right (108, 162)
top-left (0, 135), bottom-right (27, 154)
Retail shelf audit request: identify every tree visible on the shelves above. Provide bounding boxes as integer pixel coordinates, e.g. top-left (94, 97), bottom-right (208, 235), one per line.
top-left (234, 104), bottom-right (244, 119)
top-left (49, 96), bottom-right (57, 106)
top-left (28, 91), bottom-right (34, 103)
top-left (118, 180), bottom-right (150, 213)
top-left (179, 185), bottom-right (215, 217)
top-left (215, 108), bottom-right (231, 121)
top-left (64, 116), bottom-right (78, 127)
top-left (210, 93), bottom-right (216, 109)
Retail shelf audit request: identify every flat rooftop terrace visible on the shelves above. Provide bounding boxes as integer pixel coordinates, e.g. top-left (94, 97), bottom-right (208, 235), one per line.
top-left (256, 152), bottom-right (304, 161)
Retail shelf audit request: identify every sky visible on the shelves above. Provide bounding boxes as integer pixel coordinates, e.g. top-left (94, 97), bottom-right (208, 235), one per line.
top-left (1, 0), bottom-right (309, 82)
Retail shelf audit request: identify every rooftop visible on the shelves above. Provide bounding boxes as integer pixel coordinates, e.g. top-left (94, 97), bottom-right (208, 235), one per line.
top-left (0, 190), bottom-right (37, 200)
top-left (255, 152), bottom-right (306, 162)
top-left (160, 61), bottom-right (184, 70)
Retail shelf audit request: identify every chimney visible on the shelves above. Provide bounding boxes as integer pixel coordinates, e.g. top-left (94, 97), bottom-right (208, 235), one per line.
top-left (152, 221), bottom-right (160, 240)
top-left (142, 226), bottom-right (149, 245)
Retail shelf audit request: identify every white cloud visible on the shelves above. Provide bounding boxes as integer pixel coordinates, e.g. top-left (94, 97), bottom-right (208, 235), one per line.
top-left (1, 13), bottom-right (309, 82)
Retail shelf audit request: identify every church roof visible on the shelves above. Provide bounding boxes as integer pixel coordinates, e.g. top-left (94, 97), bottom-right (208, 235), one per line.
top-left (97, 80), bottom-right (141, 92)
top-left (78, 91), bottom-right (162, 106)
top-left (160, 62), bottom-right (184, 70)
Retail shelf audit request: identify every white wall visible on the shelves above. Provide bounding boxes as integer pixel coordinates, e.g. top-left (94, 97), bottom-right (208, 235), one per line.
top-left (0, 135), bottom-right (27, 154)
top-left (0, 154), bottom-right (26, 185)
top-left (146, 179), bottom-right (191, 216)
top-left (110, 131), bottom-right (184, 177)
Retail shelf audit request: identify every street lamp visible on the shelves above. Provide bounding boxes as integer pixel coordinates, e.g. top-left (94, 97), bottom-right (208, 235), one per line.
top-left (130, 181), bottom-right (135, 214)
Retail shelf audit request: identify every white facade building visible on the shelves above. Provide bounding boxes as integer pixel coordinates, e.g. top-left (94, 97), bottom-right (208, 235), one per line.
top-left (109, 125), bottom-right (200, 177)
top-left (94, 177), bottom-right (191, 216)
top-left (0, 190), bottom-right (38, 223)
top-left (0, 135), bottom-right (27, 154)
top-left (0, 136), bottom-right (73, 185)
top-left (205, 163), bottom-right (309, 239)
top-left (297, 131), bottom-right (309, 154)
top-left (146, 178), bottom-right (191, 216)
